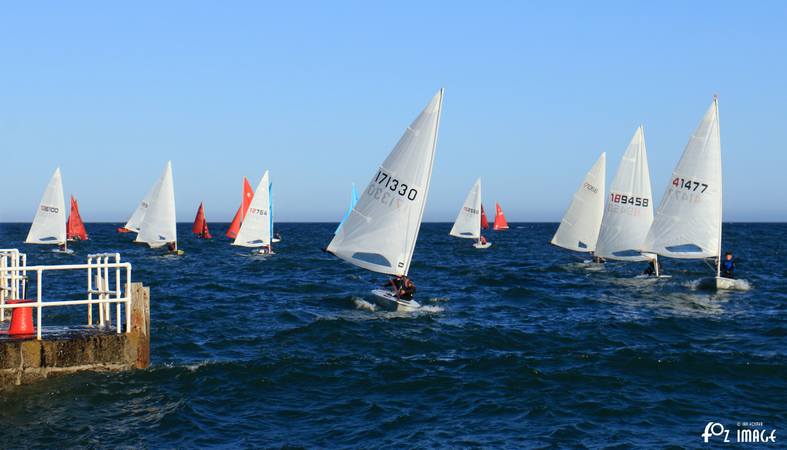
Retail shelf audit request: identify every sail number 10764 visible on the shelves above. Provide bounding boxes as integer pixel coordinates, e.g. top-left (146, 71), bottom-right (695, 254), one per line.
top-left (374, 170), bottom-right (418, 201)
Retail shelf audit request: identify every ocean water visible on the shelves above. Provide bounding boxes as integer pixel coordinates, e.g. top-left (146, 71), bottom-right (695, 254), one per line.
top-left (0, 222), bottom-right (784, 448)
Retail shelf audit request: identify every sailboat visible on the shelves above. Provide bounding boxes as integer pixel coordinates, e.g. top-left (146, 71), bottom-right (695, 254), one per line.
top-left (550, 153), bottom-right (606, 259)
top-left (642, 97), bottom-right (733, 289)
top-left (226, 177), bottom-right (254, 239)
top-left (232, 171), bottom-right (272, 255)
top-left (450, 178), bottom-right (491, 249)
top-left (135, 161), bottom-right (180, 253)
top-left (325, 89), bottom-right (444, 311)
top-left (120, 168), bottom-right (164, 234)
top-left (26, 168), bottom-right (71, 253)
top-left (493, 203), bottom-right (509, 230)
top-left (334, 183), bottom-right (358, 234)
top-left (594, 127), bottom-right (662, 275)
top-left (192, 202), bottom-right (212, 239)
top-left (480, 204), bottom-right (490, 230)
top-left (67, 195), bottom-right (89, 241)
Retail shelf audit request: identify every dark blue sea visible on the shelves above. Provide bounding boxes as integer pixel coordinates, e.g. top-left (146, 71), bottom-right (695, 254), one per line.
top-left (0, 222), bottom-right (784, 448)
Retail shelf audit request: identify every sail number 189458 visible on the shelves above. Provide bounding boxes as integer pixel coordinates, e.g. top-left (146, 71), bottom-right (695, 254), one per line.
top-left (373, 170), bottom-right (418, 201)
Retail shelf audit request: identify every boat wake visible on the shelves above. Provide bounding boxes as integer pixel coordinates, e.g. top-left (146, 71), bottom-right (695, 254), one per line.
top-left (686, 278), bottom-right (752, 291)
top-left (353, 297), bottom-right (377, 312)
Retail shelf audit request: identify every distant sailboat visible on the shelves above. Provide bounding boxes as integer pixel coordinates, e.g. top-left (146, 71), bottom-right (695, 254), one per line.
top-left (326, 89), bottom-right (444, 311)
top-left (643, 97), bottom-right (733, 289)
top-left (232, 171), bottom-right (272, 255)
top-left (120, 168), bottom-right (164, 234)
top-left (226, 177), bottom-right (254, 239)
top-left (26, 168), bottom-right (70, 253)
top-left (480, 204), bottom-right (490, 230)
top-left (493, 202), bottom-right (509, 230)
top-left (551, 153), bottom-right (606, 257)
top-left (450, 178), bottom-right (491, 249)
top-left (192, 202), bottom-right (212, 239)
top-left (334, 183), bottom-right (358, 234)
top-left (270, 180), bottom-right (281, 243)
top-left (595, 127), bottom-right (660, 273)
top-left (135, 161), bottom-right (179, 252)
top-left (67, 195), bottom-right (89, 241)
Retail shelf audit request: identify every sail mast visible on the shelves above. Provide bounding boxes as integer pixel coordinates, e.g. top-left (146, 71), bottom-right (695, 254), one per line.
top-left (714, 95), bottom-right (722, 277)
top-left (404, 88), bottom-right (443, 276)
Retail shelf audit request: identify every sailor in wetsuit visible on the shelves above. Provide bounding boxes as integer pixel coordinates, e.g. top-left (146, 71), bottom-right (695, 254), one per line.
top-left (388, 276), bottom-right (416, 300)
top-left (720, 252), bottom-right (736, 278)
top-left (643, 258), bottom-right (663, 276)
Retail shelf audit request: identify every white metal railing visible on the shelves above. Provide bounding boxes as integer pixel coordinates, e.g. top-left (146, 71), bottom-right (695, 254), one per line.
top-left (0, 251), bottom-right (132, 340)
top-left (0, 249), bottom-right (28, 322)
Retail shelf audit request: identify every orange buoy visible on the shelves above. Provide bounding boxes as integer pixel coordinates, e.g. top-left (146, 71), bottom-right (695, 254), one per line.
top-left (7, 299), bottom-right (35, 336)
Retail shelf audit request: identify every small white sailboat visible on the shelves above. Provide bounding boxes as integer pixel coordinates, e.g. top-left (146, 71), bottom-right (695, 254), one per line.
top-left (233, 171), bottom-right (273, 255)
top-left (643, 97), bottom-right (736, 289)
top-left (326, 89), bottom-right (444, 311)
top-left (450, 178), bottom-right (491, 249)
top-left (594, 126), bottom-right (664, 276)
top-left (135, 161), bottom-right (179, 253)
top-left (26, 168), bottom-right (71, 253)
top-left (551, 153), bottom-right (606, 260)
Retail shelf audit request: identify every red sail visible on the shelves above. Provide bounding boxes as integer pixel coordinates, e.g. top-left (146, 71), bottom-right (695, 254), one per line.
top-left (480, 204), bottom-right (490, 230)
top-left (192, 202), bottom-right (212, 239)
top-left (493, 202), bottom-right (509, 230)
top-left (226, 177), bottom-right (255, 238)
top-left (67, 196), bottom-right (89, 240)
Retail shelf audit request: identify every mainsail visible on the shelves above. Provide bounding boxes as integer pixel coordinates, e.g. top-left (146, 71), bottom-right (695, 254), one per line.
top-left (493, 203), bottom-right (509, 230)
top-left (643, 98), bottom-right (722, 261)
top-left (226, 177), bottom-right (254, 239)
top-left (233, 171), bottom-right (271, 248)
top-left (136, 161), bottom-right (177, 249)
top-left (450, 178), bottom-right (482, 239)
top-left (124, 171), bottom-right (164, 233)
top-left (26, 168), bottom-right (67, 245)
top-left (595, 127), bottom-right (653, 261)
top-left (326, 89), bottom-right (444, 276)
top-left (67, 195), bottom-right (89, 241)
top-left (551, 153), bottom-right (606, 252)
top-left (480, 204), bottom-right (490, 230)
top-left (192, 202), bottom-right (212, 239)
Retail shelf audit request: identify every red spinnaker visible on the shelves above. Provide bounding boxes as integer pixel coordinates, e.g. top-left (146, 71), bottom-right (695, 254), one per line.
top-left (226, 177), bottom-right (255, 239)
top-left (67, 196), bottom-right (89, 240)
top-left (493, 202), bottom-right (509, 230)
top-left (192, 202), bottom-right (212, 239)
top-left (480, 204), bottom-right (490, 230)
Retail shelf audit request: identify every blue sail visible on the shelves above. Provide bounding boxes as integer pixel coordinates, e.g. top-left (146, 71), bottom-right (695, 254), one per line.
top-left (334, 183), bottom-right (358, 234)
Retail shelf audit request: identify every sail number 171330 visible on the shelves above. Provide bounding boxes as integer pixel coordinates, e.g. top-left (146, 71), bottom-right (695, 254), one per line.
top-left (374, 170), bottom-right (418, 201)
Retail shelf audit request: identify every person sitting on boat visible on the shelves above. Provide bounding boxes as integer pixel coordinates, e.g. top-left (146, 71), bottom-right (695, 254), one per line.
top-left (592, 256), bottom-right (606, 264)
top-left (479, 235), bottom-right (488, 245)
top-left (643, 259), bottom-right (663, 276)
top-left (167, 242), bottom-right (177, 253)
top-left (720, 252), bottom-right (736, 278)
top-left (58, 243), bottom-right (67, 252)
top-left (388, 276), bottom-right (416, 300)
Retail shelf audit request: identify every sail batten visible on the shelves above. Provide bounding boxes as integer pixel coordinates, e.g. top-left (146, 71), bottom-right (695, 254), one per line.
top-left (551, 153), bottom-right (606, 253)
top-left (643, 98), bottom-right (722, 260)
top-left (327, 89), bottom-right (444, 276)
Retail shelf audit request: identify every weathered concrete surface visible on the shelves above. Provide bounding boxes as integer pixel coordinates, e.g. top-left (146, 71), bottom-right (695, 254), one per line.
top-left (0, 282), bottom-right (149, 390)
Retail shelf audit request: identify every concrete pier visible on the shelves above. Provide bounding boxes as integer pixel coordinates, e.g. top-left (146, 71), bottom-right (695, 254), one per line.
top-left (0, 282), bottom-right (150, 390)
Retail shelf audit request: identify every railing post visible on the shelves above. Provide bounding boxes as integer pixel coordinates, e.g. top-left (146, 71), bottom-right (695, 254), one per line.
top-left (36, 268), bottom-right (42, 340)
top-left (87, 255), bottom-right (93, 326)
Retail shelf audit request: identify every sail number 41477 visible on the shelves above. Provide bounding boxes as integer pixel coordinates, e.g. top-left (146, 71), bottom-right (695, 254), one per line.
top-left (673, 177), bottom-right (708, 193)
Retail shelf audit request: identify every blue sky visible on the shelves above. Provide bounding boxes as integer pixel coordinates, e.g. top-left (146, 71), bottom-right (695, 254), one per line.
top-left (1, 1), bottom-right (785, 222)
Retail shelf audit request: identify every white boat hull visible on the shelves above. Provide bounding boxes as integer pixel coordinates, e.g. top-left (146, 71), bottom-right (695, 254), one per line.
top-left (370, 289), bottom-right (420, 311)
top-left (698, 276), bottom-right (741, 291)
top-left (473, 242), bottom-right (492, 249)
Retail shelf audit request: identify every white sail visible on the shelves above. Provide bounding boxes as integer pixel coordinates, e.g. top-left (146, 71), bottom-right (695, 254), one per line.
top-left (643, 98), bottom-right (722, 259)
top-left (26, 168), bottom-right (67, 245)
top-left (595, 127), bottom-right (654, 261)
top-left (124, 171), bottom-right (164, 232)
top-left (326, 89), bottom-right (443, 276)
top-left (136, 161), bottom-right (177, 249)
top-left (551, 152), bottom-right (606, 253)
top-left (233, 171), bottom-right (271, 248)
top-left (449, 178), bottom-right (482, 239)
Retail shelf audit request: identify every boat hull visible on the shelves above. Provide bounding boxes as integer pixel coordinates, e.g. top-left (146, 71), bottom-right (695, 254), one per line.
top-left (473, 242), bottom-right (492, 249)
top-left (370, 289), bottom-right (420, 312)
top-left (697, 276), bottom-right (740, 291)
